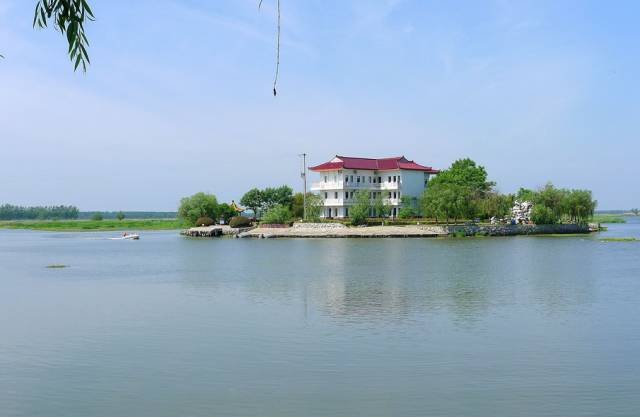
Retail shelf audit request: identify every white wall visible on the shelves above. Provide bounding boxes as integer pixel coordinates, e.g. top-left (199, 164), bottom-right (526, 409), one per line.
top-left (400, 170), bottom-right (428, 198)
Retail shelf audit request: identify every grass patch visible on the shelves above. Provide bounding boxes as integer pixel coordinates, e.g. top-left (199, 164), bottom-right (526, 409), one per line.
top-left (600, 237), bottom-right (640, 242)
top-left (0, 219), bottom-right (184, 231)
top-left (536, 233), bottom-right (590, 237)
top-left (46, 264), bottom-right (68, 268)
top-left (592, 215), bottom-right (626, 224)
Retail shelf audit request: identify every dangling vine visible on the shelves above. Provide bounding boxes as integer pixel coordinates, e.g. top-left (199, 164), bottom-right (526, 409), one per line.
top-left (259, 0), bottom-right (281, 96)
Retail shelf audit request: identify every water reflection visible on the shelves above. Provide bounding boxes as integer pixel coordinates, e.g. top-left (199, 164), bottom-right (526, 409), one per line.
top-left (169, 236), bottom-right (603, 326)
top-left (1, 230), bottom-right (634, 417)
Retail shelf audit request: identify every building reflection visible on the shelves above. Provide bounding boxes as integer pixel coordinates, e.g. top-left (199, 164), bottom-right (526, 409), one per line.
top-left (175, 238), bottom-right (598, 327)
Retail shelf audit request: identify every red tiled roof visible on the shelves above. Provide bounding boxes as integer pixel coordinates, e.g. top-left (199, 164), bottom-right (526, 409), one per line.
top-left (309, 155), bottom-right (439, 173)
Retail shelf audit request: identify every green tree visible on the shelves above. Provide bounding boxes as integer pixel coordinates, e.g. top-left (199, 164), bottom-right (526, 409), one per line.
top-left (349, 191), bottom-right (372, 225)
top-left (563, 189), bottom-right (597, 224)
top-left (421, 182), bottom-right (473, 223)
top-left (304, 193), bottom-right (324, 221)
top-left (218, 203), bottom-right (237, 224)
top-left (116, 211), bottom-right (125, 221)
top-left (516, 188), bottom-right (536, 202)
top-left (398, 196), bottom-right (418, 218)
top-left (424, 158), bottom-right (494, 222)
top-left (372, 194), bottom-right (391, 219)
top-left (479, 192), bottom-right (513, 220)
top-left (422, 185), bottom-right (444, 222)
top-left (178, 192), bottom-right (219, 226)
top-left (0, 204), bottom-right (79, 220)
top-left (261, 204), bottom-right (292, 224)
top-left (429, 158), bottom-right (495, 195)
top-left (291, 193), bottom-right (305, 219)
top-left (91, 212), bottom-right (103, 221)
top-left (531, 205), bottom-right (557, 224)
top-left (240, 188), bottom-right (263, 218)
top-left (535, 183), bottom-right (567, 220)
top-left (262, 185), bottom-right (293, 210)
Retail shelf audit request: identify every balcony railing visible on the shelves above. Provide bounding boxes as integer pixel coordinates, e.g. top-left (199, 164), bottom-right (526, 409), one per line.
top-left (310, 181), bottom-right (343, 191)
top-left (311, 181), bottom-right (400, 191)
top-left (323, 198), bottom-right (400, 206)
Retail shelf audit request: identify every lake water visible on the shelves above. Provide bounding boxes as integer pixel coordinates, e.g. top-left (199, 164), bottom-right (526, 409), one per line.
top-left (1, 219), bottom-right (640, 417)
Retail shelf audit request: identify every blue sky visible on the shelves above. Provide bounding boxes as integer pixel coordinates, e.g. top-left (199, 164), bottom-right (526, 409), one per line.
top-left (0, 0), bottom-right (638, 210)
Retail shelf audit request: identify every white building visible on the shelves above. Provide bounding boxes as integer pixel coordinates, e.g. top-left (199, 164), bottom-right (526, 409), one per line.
top-left (309, 155), bottom-right (440, 218)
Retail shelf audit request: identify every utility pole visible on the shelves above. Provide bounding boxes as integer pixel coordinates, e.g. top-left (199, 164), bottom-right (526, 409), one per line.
top-left (299, 153), bottom-right (307, 220)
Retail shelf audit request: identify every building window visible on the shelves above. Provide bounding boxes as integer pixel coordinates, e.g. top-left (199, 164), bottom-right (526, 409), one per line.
top-left (357, 176), bottom-right (360, 183)
top-left (388, 192), bottom-right (392, 198)
top-left (393, 176), bottom-right (396, 183)
top-left (388, 176), bottom-right (391, 183)
top-left (378, 176), bottom-right (382, 183)
top-left (373, 177), bottom-right (376, 183)
top-left (345, 207), bottom-right (349, 217)
top-left (393, 192), bottom-right (396, 199)
top-left (350, 175), bottom-right (354, 182)
top-left (324, 176), bottom-right (327, 183)
top-left (334, 192), bottom-right (338, 199)
top-left (324, 192), bottom-right (328, 199)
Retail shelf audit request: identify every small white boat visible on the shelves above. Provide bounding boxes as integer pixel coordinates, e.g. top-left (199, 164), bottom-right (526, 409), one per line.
top-left (109, 233), bottom-right (140, 240)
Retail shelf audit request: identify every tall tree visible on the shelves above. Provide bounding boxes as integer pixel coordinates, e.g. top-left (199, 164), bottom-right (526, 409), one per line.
top-left (562, 189), bottom-right (597, 224)
top-left (304, 193), bottom-right (324, 221)
top-left (479, 192), bottom-right (513, 219)
top-left (429, 158), bottom-right (495, 195)
top-left (240, 188), bottom-right (264, 217)
top-left (350, 191), bottom-right (372, 225)
top-left (373, 194), bottom-right (391, 219)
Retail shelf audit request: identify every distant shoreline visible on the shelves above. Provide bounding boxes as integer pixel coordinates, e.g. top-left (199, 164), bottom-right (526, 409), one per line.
top-left (0, 219), bottom-right (183, 232)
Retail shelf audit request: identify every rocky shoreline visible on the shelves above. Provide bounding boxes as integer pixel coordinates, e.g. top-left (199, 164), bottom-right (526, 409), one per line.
top-left (235, 223), bottom-right (593, 239)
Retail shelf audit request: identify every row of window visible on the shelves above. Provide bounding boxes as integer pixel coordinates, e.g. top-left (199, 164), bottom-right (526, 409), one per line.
top-left (323, 175), bottom-right (401, 184)
top-left (323, 191), bottom-right (401, 199)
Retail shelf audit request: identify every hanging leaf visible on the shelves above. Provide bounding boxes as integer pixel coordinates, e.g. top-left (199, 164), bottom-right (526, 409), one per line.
top-left (32, 0), bottom-right (94, 73)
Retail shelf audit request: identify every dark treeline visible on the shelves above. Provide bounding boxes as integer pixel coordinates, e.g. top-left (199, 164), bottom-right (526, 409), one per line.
top-left (0, 204), bottom-right (79, 220)
top-left (78, 211), bottom-right (177, 220)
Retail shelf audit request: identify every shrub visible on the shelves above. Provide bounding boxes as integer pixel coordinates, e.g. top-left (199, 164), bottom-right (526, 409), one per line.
top-left (195, 216), bottom-right (215, 227)
top-left (178, 192), bottom-right (219, 226)
top-left (91, 213), bottom-right (103, 221)
top-left (261, 204), bottom-right (292, 225)
top-left (229, 216), bottom-right (252, 228)
top-left (116, 211), bottom-right (125, 221)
